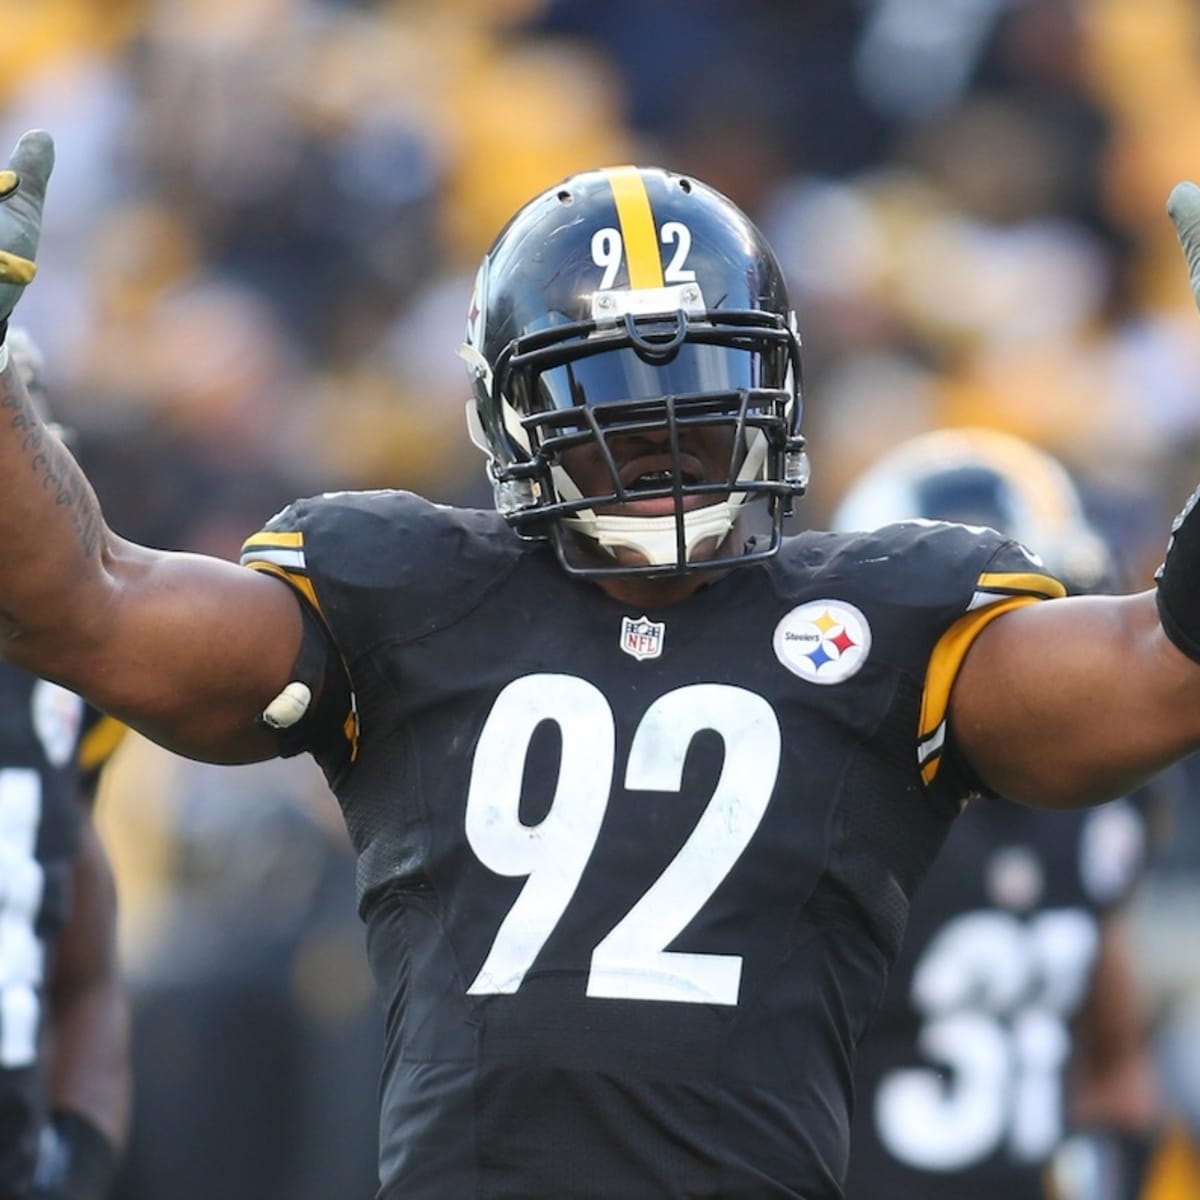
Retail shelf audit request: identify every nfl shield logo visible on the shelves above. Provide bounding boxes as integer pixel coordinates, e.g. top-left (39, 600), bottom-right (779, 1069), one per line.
top-left (620, 614), bottom-right (665, 661)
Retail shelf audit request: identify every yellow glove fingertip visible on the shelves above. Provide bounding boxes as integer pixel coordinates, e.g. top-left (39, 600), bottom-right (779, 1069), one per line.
top-left (0, 253), bottom-right (36, 285)
top-left (0, 170), bottom-right (18, 199)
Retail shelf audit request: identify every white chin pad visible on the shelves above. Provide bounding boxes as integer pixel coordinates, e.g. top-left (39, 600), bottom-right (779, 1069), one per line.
top-left (565, 502), bottom-right (739, 567)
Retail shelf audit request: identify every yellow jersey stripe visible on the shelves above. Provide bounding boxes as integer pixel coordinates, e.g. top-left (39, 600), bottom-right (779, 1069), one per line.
top-left (918, 594), bottom-right (1042, 783)
top-left (244, 559), bottom-right (323, 620)
top-left (607, 166), bottom-right (664, 289)
top-left (919, 732), bottom-right (947, 787)
top-left (241, 531), bottom-right (306, 572)
top-left (242, 530), bottom-right (303, 550)
top-left (975, 571), bottom-right (1066, 600)
top-left (78, 715), bottom-right (126, 775)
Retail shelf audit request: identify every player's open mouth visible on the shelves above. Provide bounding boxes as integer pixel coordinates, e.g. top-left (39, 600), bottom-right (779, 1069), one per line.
top-left (619, 454), bottom-right (705, 493)
top-left (629, 468), bottom-right (695, 489)
top-left (600, 456), bottom-right (721, 515)
top-left (628, 473), bottom-right (700, 514)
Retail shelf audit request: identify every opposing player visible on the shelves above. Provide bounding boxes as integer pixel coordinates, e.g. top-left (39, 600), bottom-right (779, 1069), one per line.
top-left (833, 428), bottom-right (1159, 1200)
top-left (0, 328), bottom-right (128, 1200)
top-left (5, 130), bottom-right (1200, 1197)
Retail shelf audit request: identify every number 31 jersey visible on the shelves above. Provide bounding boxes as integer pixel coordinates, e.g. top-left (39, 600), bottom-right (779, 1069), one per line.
top-left (843, 793), bottom-right (1146, 1200)
top-left (241, 492), bottom-right (1064, 1200)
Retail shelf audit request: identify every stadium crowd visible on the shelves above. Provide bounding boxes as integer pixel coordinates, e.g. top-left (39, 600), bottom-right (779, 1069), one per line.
top-left (3, 0), bottom-right (1200, 1196)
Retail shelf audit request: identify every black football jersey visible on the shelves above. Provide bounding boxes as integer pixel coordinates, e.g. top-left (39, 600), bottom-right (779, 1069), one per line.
top-left (241, 493), bottom-right (1064, 1200)
top-left (844, 794), bottom-right (1145, 1200)
top-left (0, 668), bottom-right (123, 1195)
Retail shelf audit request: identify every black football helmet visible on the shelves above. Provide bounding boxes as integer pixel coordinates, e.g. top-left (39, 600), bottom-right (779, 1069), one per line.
top-left (831, 428), bottom-right (1115, 595)
top-left (460, 165), bottom-right (808, 577)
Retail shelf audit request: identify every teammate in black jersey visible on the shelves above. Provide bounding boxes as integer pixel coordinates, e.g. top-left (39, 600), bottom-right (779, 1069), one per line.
top-left (0, 329), bottom-right (128, 1200)
top-left (833, 429), bottom-right (1160, 1200)
top-left (5, 130), bottom-right (1200, 1199)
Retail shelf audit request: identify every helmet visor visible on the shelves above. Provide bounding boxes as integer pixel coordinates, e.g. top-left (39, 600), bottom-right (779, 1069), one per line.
top-left (533, 342), bottom-right (763, 413)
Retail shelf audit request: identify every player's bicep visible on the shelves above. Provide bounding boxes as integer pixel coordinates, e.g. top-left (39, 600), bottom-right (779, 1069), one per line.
top-left (950, 591), bottom-right (1200, 808)
top-left (59, 540), bottom-right (306, 763)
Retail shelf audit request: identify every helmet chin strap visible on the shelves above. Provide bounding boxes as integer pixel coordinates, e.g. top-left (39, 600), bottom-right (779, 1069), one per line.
top-left (562, 499), bottom-right (742, 567)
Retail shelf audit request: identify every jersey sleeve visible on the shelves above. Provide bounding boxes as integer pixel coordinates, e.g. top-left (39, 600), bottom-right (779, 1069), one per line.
top-left (919, 536), bottom-right (1066, 798)
top-left (237, 489), bottom-right (519, 769)
top-left (239, 497), bottom-right (359, 767)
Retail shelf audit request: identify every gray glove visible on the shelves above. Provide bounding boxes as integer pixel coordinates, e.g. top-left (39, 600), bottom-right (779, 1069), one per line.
top-left (0, 129), bottom-right (54, 330)
top-left (1169, 179), bottom-right (1200, 311)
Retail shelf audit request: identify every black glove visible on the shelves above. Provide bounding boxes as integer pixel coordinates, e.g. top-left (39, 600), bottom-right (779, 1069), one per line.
top-left (0, 130), bottom-right (54, 343)
top-left (29, 1111), bottom-right (117, 1200)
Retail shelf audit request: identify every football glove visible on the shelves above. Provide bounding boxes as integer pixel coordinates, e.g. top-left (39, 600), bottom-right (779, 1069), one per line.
top-left (0, 129), bottom-right (54, 336)
top-left (1170, 179), bottom-right (1200, 311)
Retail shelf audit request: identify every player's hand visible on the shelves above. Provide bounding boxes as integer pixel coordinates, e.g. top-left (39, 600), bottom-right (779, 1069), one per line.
top-left (1169, 179), bottom-right (1200, 313)
top-left (0, 129), bottom-right (54, 329)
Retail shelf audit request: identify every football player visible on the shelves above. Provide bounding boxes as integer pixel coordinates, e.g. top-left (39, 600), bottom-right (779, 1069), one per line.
top-left (0, 327), bottom-right (128, 1200)
top-left (833, 428), bottom-right (1159, 1200)
top-left (4, 130), bottom-right (1200, 1199)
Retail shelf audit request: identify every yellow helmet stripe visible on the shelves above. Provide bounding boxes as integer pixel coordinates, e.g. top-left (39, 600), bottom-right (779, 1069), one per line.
top-left (606, 166), bottom-right (664, 290)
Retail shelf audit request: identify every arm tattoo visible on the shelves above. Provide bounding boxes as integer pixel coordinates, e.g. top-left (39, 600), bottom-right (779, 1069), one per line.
top-left (3, 390), bottom-right (101, 558)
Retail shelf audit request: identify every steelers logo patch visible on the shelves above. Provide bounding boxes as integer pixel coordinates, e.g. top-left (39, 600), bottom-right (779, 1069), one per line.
top-left (773, 600), bottom-right (871, 685)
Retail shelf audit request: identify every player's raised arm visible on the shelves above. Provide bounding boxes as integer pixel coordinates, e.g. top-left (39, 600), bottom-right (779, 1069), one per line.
top-left (0, 132), bottom-right (306, 763)
top-left (950, 182), bottom-right (1200, 809)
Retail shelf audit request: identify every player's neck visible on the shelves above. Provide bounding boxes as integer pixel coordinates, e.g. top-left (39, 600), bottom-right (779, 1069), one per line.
top-left (593, 571), bottom-right (720, 608)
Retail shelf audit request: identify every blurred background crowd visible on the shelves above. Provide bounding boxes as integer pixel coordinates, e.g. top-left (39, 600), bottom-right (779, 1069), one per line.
top-left (9, 0), bottom-right (1200, 1195)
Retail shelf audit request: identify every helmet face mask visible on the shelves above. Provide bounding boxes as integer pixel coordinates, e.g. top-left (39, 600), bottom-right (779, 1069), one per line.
top-left (461, 166), bottom-right (808, 578)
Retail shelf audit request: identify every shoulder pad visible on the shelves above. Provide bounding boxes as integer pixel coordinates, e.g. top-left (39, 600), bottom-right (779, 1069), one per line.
top-left (240, 490), bottom-right (530, 664)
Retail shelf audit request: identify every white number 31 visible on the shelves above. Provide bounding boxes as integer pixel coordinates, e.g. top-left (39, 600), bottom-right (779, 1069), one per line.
top-left (464, 675), bottom-right (780, 1005)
